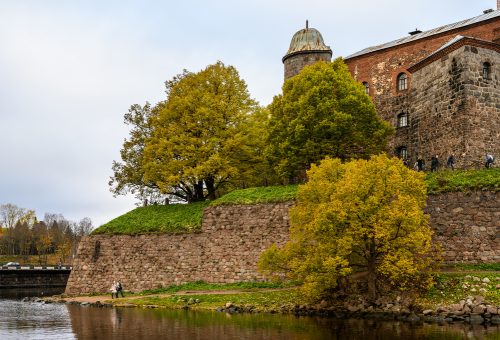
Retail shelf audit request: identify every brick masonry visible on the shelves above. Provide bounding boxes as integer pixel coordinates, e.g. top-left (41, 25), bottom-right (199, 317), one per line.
top-left (66, 191), bottom-right (499, 294)
top-left (345, 18), bottom-right (499, 98)
top-left (343, 16), bottom-right (499, 167)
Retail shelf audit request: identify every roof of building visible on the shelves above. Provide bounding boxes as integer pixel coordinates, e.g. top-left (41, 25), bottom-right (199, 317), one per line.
top-left (345, 9), bottom-right (500, 60)
top-left (408, 35), bottom-right (500, 73)
top-left (283, 24), bottom-right (332, 62)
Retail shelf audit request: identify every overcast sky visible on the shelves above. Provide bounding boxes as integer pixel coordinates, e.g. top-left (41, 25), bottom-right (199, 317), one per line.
top-left (0, 0), bottom-right (495, 227)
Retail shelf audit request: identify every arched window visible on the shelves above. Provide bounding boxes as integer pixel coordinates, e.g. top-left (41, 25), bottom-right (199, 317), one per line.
top-left (397, 146), bottom-right (408, 160)
top-left (483, 62), bottom-right (491, 79)
top-left (397, 73), bottom-right (408, 91)
top-left (397, 112), bottom-right (408, 128)
top-left (362, 81), bottom-right (369, 95)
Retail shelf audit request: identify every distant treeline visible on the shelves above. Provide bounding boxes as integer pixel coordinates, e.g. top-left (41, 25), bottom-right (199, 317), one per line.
top-left (0, 203), bottom-right (93, 264)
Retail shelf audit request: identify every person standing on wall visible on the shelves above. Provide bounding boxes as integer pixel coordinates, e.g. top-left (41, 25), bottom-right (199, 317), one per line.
top-left (447, 155), bottom-right (455, 170)
top-left (485, 154), bottom-right (494, 168)
top-left (417, 157), bottom-right (425, 171)
top-left (430, 155), bottom-right (439, 172)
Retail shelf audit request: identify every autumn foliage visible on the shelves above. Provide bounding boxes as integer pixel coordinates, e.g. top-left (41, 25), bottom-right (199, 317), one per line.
top-left (259, 154), bottom-right (438, 301)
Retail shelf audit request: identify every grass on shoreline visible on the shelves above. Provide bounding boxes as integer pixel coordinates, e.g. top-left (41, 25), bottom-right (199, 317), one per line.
top-left (123, 290), bottom-right (302, 312)
top-left (136, 280), bottom-right (290, 295)
top-left (102, 265), bottom-right (500, 312)
top-left (421, 272), bottom-right (500, 307)
top-left (110, 273), bottom-right (500, 312)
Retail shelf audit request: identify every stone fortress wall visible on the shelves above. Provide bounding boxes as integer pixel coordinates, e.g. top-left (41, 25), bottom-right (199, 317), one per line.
top-left (342, 13), bottom-right (500, 168)
top-left (407, 44), bottom-right (500, 168)
top-left (66, 191), bottom-right (499, 294)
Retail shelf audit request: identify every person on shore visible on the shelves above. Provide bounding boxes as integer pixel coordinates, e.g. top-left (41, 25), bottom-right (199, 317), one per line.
top-left (110, 281), bottom-right (117, 299)
top-left (485, 154), bottom-right (494, 168)
top-left (417, 157), bottom-right (425, 171)
top-left (447, 155), bottom-right (455, 170)
top-left (116, 281), bottom-right (124, 298)
top-left (430, 155), bottom-right (439, 172)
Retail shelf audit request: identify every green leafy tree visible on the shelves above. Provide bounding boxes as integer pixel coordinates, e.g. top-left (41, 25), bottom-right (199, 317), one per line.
top-left (109, 102), bottom-right (169, 205)
top-left (259, 154), bottom-right (437, 301)
top-left (143, 61), bottom-right (261, 202)
top-left (266, 59), bottom-right (393, 182)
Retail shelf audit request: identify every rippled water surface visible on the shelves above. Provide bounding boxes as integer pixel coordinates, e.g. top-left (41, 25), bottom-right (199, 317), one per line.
top-left (1, 291), bottom-right (500, 339)
top-left (0, 299), bottom-right (74, 339)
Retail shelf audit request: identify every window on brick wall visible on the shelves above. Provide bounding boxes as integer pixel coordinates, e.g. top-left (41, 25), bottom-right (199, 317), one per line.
top-left (397, 112), bottom-right (409, 128)
top-left (397, 146), bottom-right (408, 160)
top-left (362, 81), bottom-right (369, 95)
top-left (397, 73), bottom-right (408, 91)
top-left (483, 62), bottom-right (491, 79)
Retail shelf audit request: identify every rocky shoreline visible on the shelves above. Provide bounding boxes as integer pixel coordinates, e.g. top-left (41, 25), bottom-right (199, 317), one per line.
top-left (28, 293), bottom-right (500, 326)
top-left (217, 294), bottom-right (500, 325)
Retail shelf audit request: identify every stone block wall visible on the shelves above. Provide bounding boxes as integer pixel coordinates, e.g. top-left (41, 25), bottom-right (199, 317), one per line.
top-left (426, 191), bottom-right (499, 263)
top-left (408, 45), bottom-right (500, 168)
top-left (66, 192), bottom-right (499, 294)
top-left (65, 203), bottom-right (292, 294)
top-left (283, 51), bottom-right (332, 80)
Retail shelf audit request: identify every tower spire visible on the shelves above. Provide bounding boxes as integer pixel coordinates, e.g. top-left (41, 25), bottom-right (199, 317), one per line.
top-left (306, 19), bottom-right (309, 29)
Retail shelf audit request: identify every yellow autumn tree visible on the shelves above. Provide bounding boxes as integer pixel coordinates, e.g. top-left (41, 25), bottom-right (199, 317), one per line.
top-left (142, 61), bottom-right (267, 202)
top-left (259, 154), bottom-right (438, 301)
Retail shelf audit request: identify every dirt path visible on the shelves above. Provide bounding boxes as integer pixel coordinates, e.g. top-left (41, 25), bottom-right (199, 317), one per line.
top-left (53, 288), bottom-right (289, 304)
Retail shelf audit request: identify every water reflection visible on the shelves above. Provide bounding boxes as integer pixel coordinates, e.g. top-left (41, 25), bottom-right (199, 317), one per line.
top-left (67, 305), bottom-right (500, 340)
top-left (0, 299), bottom-right (74, 340)
top-left (0, 294), bottom-right (499, 340)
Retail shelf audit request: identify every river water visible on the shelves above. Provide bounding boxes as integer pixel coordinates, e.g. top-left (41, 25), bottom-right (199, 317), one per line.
top-left (0, 292), bottom-right (499, 339)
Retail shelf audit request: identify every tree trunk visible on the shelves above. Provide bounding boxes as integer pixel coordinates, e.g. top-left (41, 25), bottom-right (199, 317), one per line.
top-left (367, 236), bottom-right (377, 301)
top-left (194, 181), bottom-right (204, 201)
top-left (205, 176), bottom-right (216, 200)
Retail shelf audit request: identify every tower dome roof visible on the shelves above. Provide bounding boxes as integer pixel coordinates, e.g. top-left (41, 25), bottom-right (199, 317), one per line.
top-left (283, 22), bottom-right (331, 61)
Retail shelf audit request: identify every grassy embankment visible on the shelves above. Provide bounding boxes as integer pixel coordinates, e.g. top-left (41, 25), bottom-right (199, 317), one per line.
top-left (425, 167), bottom-right (500, 194)
top-left (92, 168), bottom-right (499, 235)
top-left (92, 185), bottom-right (298, 235)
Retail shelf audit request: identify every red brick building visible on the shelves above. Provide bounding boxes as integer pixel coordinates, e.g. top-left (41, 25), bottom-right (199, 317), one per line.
top-left (284, 8), bottom-right (500, 169)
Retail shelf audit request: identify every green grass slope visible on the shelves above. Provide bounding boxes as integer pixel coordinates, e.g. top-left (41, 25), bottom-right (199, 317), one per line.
top-left (92, 201), bottom-right (209, 235)
top-left (425, 168), bottom-right (500, 194)
top-left (210, 185), bottom-right (299, 206)
top-left (94, 169), bottom-right (498, 235)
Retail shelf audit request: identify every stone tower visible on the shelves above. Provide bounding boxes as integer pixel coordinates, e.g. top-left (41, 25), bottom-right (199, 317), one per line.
top-left (282, 21), bottom-right (332, 80)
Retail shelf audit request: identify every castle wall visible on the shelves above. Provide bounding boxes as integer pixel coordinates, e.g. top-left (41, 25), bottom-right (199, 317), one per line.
top-left (66, 191), bottom-right (499, 295)
top-left (284, 51), bottom-right (332, 80)
top-left (409, 45), bottom-right (500, 168)
top-left (427, 191), bottom-right (499, 262)
top-left (344, 17), bottom-right (499, 167)
top-left (65, 203), bottom-right (292, 294)
top-left (344, 18), bottom-right (499, 98)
